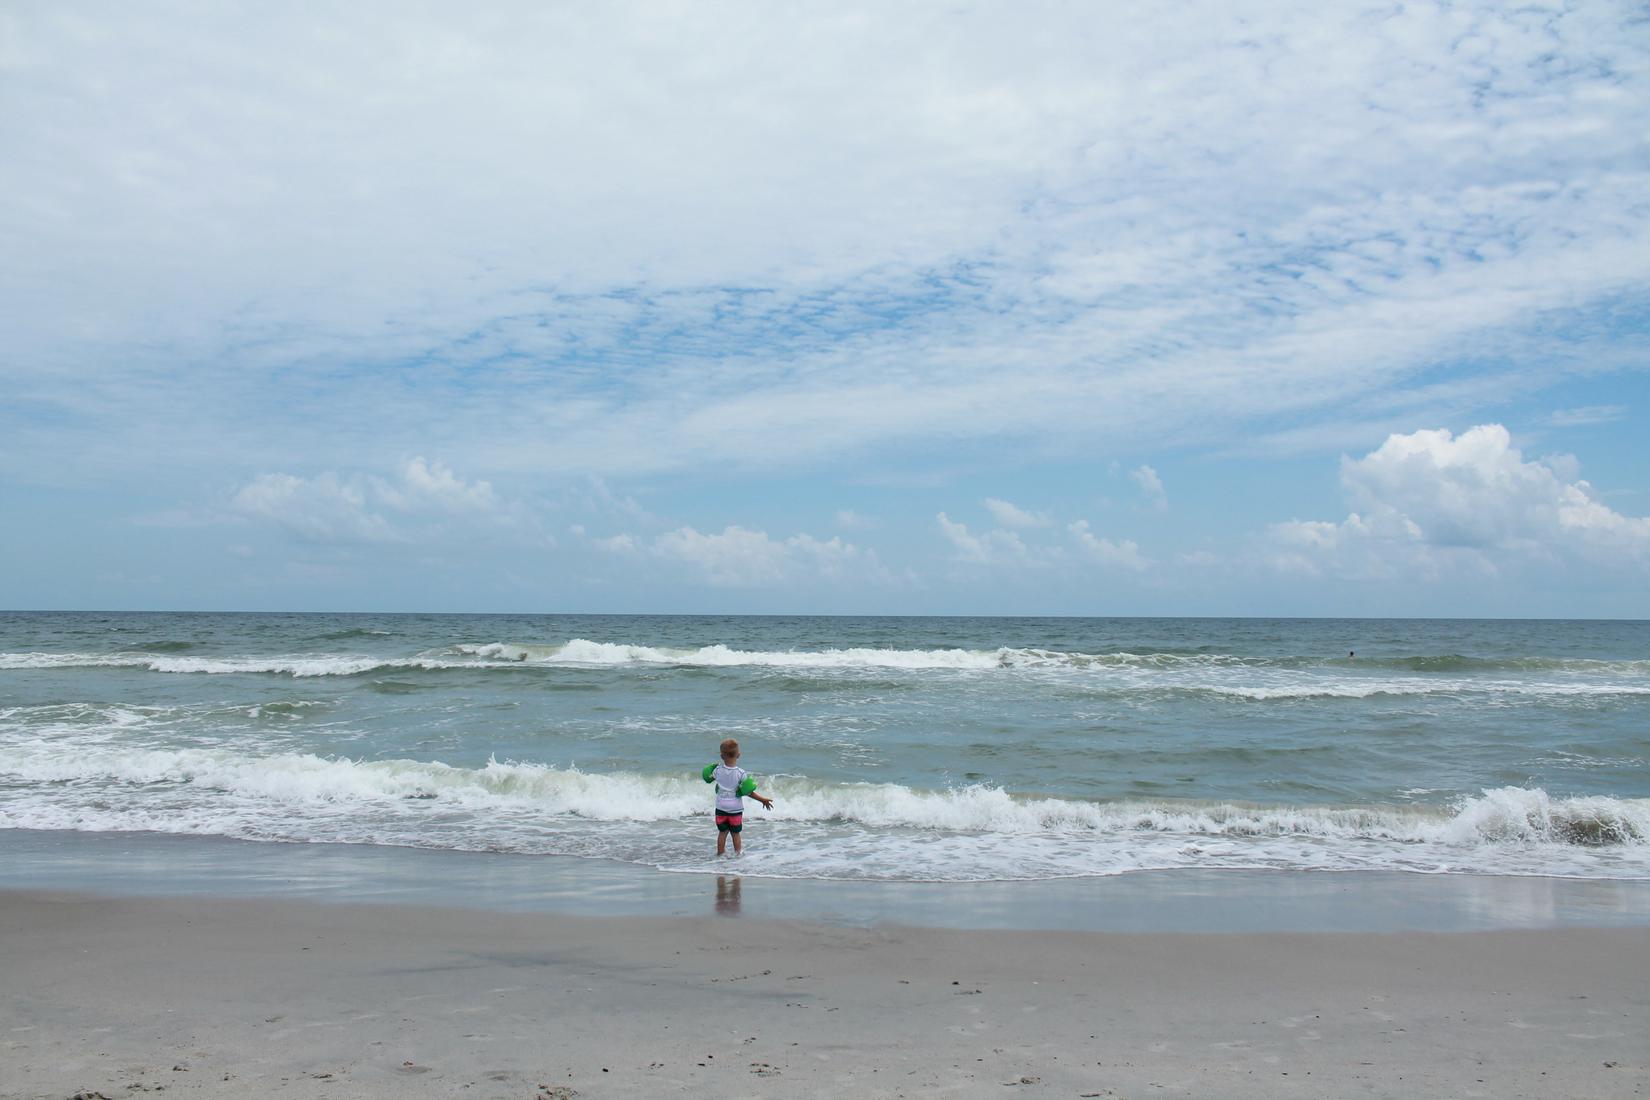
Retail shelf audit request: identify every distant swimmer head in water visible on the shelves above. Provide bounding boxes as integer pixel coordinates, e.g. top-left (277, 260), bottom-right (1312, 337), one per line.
top-left (1349, 650), bottom-right (1355, 658)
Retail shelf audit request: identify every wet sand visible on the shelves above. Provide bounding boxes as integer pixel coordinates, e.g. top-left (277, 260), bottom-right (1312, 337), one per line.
top-left (10, 828), bottom-right (1650, 934)
top-left (4, 888), bottom-right (1648, 1098)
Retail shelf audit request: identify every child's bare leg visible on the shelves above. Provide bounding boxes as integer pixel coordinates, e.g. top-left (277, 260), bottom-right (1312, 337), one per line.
top-left (732, 832), bottom-right (742, 856)
top-left (716, 829), bottom-right (727, 856)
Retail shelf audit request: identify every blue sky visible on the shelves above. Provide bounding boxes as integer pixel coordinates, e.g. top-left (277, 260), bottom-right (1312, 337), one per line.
top-left (2, 1), bottom-right (1648, 616)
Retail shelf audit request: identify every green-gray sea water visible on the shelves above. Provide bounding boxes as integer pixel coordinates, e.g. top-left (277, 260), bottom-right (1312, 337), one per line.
top-left (3, 612), bottom-right (1647, 882)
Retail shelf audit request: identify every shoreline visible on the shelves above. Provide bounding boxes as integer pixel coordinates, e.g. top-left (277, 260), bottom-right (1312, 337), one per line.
top-left (5, 828), bottom-right (1649, 934)
top-left (4, 887), bottom-right (1648, 1098)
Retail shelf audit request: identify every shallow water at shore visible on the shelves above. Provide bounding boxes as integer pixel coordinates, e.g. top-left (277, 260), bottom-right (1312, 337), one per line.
top-left (6, 829), bottom-right (1649, 933)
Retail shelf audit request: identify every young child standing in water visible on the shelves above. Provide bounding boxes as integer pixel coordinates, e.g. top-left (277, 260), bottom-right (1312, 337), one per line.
top-left (704, 737), bottom-right (773, 856)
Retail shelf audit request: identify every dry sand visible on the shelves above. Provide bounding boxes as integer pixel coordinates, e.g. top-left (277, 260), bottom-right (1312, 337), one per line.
top-left (3, 887), bottom-right (1647, 1099)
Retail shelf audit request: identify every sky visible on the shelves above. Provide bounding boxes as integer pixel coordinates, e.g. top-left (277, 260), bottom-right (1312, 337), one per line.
top-left (2, 1), bottom-right (1648, 617)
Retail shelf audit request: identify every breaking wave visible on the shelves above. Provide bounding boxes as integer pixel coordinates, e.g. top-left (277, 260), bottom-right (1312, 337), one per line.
top-left (2, 744), bottom-right (1645, 881)
top-left (3, 642), bottom-right (1647, 700)
top-left (0, 652), bottom-right (493, 677)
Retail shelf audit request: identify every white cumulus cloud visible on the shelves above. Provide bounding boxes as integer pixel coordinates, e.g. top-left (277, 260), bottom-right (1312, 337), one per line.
top-left (983, 498), bottom-right (1052, 528)
top-left (593, 533), bottom-right (638, 554)
top-left (1268, 424), bottom-right (1650, 576)
top-left (376, 457), bottom-right (497, 513)
top-left (937, 513), bottom-right (1036, 566)
top-left (1068, 520), bottom-right (1149, 571)
top-left (1130, 465), bottom-right (1167, 509)
top-left (654, 526), bottom-right (790, 586)
top-left (230, 458), bottom-right (501, 543)
top-left (231, 472), bottom-right (395, 544)
top-left (643, 525), bottom-right (883, 587)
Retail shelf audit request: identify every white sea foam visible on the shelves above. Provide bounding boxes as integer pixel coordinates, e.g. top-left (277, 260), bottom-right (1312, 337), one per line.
top-left (3, 742), bottom-right (1645, 881)
top-left (1206, 681), bottom-right (1650, 700)
top-left (9, 642), bottom-right (1646, 700)
top-left (454, 640), bottom-right (1008, 670)
top-left (0, 652), bottom-right (487, 676)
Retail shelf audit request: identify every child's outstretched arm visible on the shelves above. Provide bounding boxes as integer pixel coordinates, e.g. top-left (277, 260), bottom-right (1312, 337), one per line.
top-left (750, 788), bottom-right (774, 810)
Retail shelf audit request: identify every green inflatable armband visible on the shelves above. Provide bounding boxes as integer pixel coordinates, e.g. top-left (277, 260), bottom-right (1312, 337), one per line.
top-left (736, 776), bottom-right (757, 797)
top-left (701, 763), bottom-right (717, 783)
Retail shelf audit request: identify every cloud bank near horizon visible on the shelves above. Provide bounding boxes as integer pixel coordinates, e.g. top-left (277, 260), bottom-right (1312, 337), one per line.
top-left (203, 425), bottom-right (1648, 604)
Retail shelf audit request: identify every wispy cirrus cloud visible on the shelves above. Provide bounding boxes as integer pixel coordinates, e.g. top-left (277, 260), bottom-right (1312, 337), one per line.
top-left (1549, 405), bottom-right (1628, 428)
top-left (3, 1), bottom-right (1647, 491)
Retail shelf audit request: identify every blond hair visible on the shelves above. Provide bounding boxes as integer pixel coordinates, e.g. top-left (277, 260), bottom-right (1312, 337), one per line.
top-left (719, 738), bottom-right (740, 761)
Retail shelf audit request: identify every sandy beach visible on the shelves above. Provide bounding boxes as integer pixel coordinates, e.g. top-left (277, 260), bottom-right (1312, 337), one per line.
top-left (4, 888), bottom-right (1647, 1099)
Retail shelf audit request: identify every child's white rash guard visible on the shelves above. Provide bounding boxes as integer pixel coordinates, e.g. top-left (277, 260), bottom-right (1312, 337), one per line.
top-left (711, 763), bottom-right (749, 812)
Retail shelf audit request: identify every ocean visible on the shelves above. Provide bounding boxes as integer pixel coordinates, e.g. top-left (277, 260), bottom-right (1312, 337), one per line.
top-left (2, 611), bottom-right (1647, 887)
